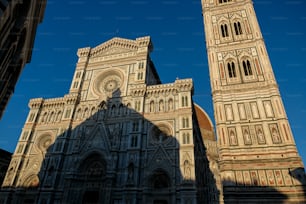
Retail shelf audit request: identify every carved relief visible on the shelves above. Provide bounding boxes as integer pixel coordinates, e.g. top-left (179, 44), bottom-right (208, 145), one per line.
top-left (182, 152), bottom-right (193, 181)
top-left (274, 170), bottom-right (284, 186)
top-left (269, 124), bottom-right (282, 144)
top-left (228, 127), bottom-right (238, 146)
top-left (242, 126), bottom-right (252, 145)
top-left (255, 125), bottom-right (266, 144)
top-left (183, 159), bottom-right (192, 180)
top-left (258, 170), bottom-right (267, 186)
top-left (250, 171), bottom-right (259, 185)
top-left (267, 170), bottom-right (276, 186)
top-left (282, 169), bottom-right (293, 186)
top-left (92, 70), bottom-right (124, 97)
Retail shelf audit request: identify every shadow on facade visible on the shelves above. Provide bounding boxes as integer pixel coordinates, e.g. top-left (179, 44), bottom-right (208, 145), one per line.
top-left (222, 180), bottom-right (288, 203)
top-left (289, 167), bottom-right (306, 200)
top-left (0, 90), bottom-right (219, 204)
top-left (222, 166), bottom-right (306, 203)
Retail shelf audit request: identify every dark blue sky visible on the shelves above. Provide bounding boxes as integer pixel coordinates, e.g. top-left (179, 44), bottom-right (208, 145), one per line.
top-left (1, 0), bottom-right (306, 164)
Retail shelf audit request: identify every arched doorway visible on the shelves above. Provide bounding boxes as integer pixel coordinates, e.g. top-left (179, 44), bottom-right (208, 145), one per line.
top-left (80, 154), bottom-right (107, 204)
top-left (147, 169), bottom-right (173, 204)
top-left (64, 152), bottom-right (110, 204)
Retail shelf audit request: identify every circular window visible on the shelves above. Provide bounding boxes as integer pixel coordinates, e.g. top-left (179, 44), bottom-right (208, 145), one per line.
top-left (102, 75), bottom-right (121, 93)
top-left (93, 70), bottom-right (123, 96)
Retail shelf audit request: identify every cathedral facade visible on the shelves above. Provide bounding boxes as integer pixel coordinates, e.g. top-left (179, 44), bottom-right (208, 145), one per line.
top-left (0, 36), bottom-right (219, 204)
top-left (1, 0), bottom-right (306, 203)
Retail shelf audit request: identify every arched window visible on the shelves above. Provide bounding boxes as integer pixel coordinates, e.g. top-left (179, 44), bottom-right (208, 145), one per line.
top-left (221, 24), bottom-right (229, 37)
top-left (137, 72), bottom-right (143, 80)
top-left (182, 96), bottom-right (188, 107)
top-left (227, 62), bottom-right (237, 78)
top-left (132, 121), bottom-right (139, 132)
top-left (234, 22), bottom-right (243, 35)
top-left (150, 101), bottom-right (155, 112)
top-left (182, 117), bottom-right (189, 128)
top-left (139, 62), bottom-right (144, 69)
top-left (131, 135), bottom-right (138, 147)
top-left (168, 98), bottom-right (174, 111)
top-left (183, 133), bottom-right (190, 144)
top-left (83, 108), bottom-right (89, 118)
top-left (48, 112), bottom-right (54, 123)
top-left (135, 101), bottom-right (141, 111)
top-left (91, 107), bottom-right (96, 116)
top-left (243, 60), bottom-right (253, 76)
top-left (159, 100), bottom-right (164, 111)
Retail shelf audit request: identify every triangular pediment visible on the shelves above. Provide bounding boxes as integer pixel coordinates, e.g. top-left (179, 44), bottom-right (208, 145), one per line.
top-left (79, 123), bottom-right (110, 153)
top-left (90, 37), bottom-right (139, 57)
top-left (147, 146), bottom-right (174, 169)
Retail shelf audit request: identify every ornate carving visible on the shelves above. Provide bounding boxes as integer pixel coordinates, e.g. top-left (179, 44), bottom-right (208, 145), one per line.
top-left (228, 127), bottom-right (238, 146)
top-left (92, 70), bottom-right (123, 97)
top-left (255, 125), bottom-right (266, 144)
top-left (242, 126), bottom-right (252, 145)
top-left (269, 124), bottom-right (282, 144)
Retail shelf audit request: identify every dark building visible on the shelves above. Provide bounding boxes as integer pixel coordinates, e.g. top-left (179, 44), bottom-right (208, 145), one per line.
top-left (0, 149), bottom-right (11, 186)
top-left (0, 0), bottom-right (46, 119)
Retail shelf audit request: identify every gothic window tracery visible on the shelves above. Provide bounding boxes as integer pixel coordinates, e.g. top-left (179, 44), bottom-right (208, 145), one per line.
top-left (227, 61), bottom-right (236, 78)
top-left (182, 133), bottom-right (190, 144)
top-left (242, 59), bottom-right (253, 76)
top-left (138, 62), bottom-right (144, 69)
top-left (182, 96), bottom-right (188, 107)
top-left (234, 22), bottom-right (243, 35)
top-left (137, 72), bottom-right (143, 80)
top-left (182, 117), bottom-right (189, 128)
top-left (221, 24), bottom-right (229, 37)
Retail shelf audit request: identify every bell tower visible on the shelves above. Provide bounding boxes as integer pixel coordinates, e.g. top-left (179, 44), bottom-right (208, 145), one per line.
top-left (201, 0), bottom-right (306, 202)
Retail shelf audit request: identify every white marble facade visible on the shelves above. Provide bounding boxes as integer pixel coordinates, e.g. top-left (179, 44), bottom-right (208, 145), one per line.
top-left (1, 37), bottom-right (219, 204)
